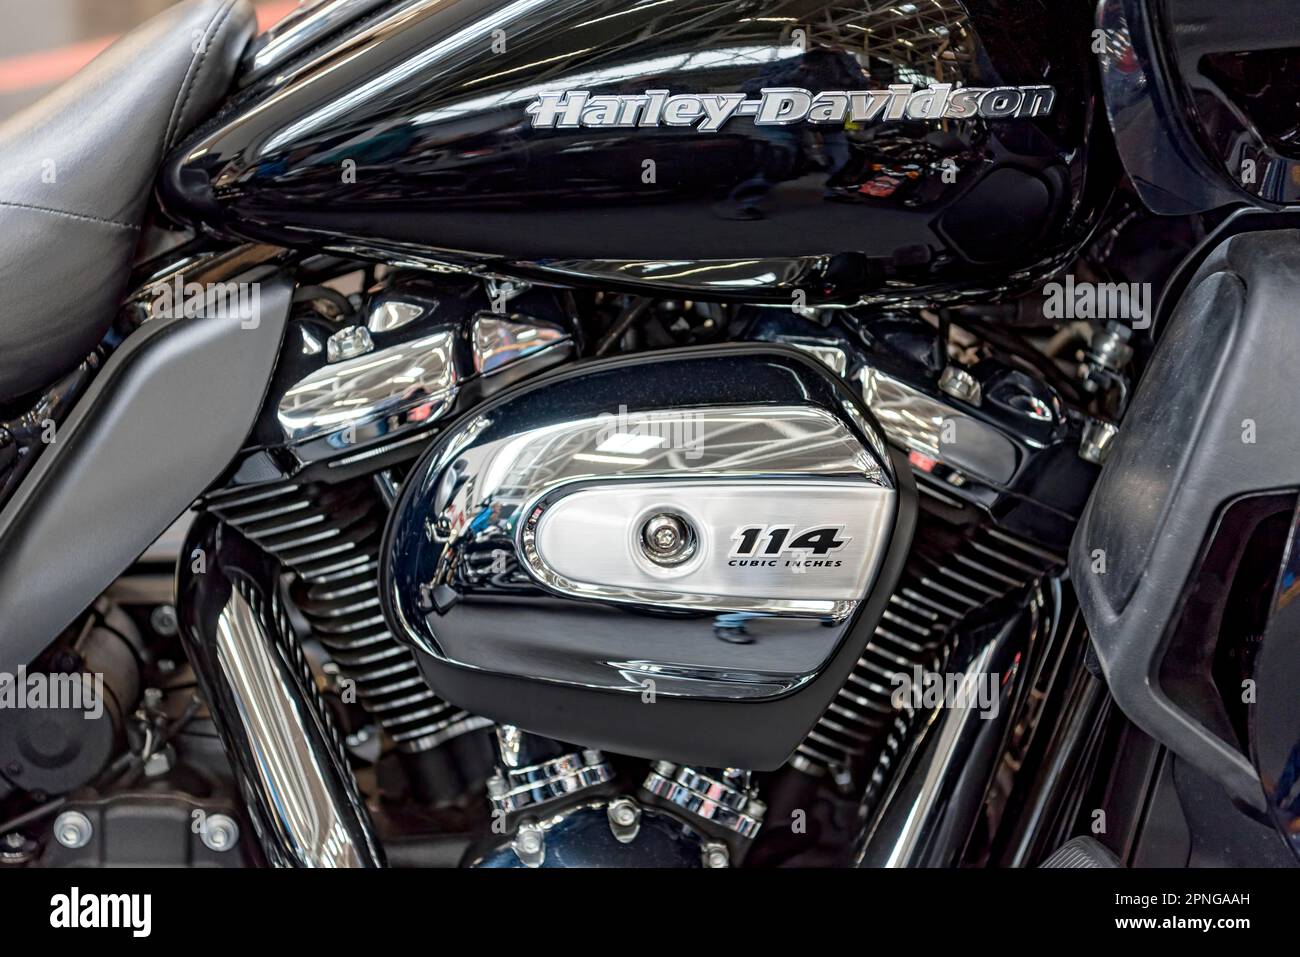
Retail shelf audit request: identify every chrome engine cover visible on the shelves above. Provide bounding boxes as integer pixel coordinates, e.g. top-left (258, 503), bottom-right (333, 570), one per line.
top-left (380, 345), bottom-right (915, 768)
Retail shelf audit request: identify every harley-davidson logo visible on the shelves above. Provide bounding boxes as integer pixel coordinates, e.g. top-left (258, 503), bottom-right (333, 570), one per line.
top-left (526, 84), bottom-right (1055, 131)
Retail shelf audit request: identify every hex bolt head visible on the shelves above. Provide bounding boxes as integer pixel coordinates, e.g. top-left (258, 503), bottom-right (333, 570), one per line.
top-left (326, 325), bottom-right (375, 363)
top-left (53, 811), bottom-right (93, 849)
top-left (640, 513), bottom-right (696, 566)
top-left (149, 604), bottom-right (179, 637)
top-left (702, 842), bottom-right (730, 869)
top-left (938, 365), bottom-right (981, 406)
top-left (201, 814), bottom-right (240, 852)
top-left (512, 821), bottom-right (546, 867)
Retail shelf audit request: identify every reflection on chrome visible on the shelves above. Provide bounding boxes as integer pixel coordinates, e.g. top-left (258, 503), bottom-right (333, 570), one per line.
top-left (859, 365), bottom-right (1019, 486)
top-left (277, 330), bottom-right (458, 452)
top-left (472, 313), bottom-right (569, 374)
top-left (366, 298), bottom-right (426, 333)
top-left (212, 587), bottom-right (381, 868)
top-left (424, 405), bottom-right (892, 620)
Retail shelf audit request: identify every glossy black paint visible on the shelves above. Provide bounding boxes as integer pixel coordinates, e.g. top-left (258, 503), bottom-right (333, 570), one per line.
top-left (470, 804), bottom-right (707, 868)
top-left (1100, 0), bottom-right (1300, 214)
top-left (1160, 0), bottom-right (1300, 207)
top-left (226, 274), bottom-right (577, 485)
top-left (164, 0), bottom-right (1113, 306)
top-left (1097, 0), bottom-right (1241, 214)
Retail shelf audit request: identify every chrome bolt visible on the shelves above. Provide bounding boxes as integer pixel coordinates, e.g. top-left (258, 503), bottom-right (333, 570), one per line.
top-left (201, 814), bottom-right (240, 852)
top-left (611, 802), bottom-right (638, 828)
top-left (485, 277), bottom-right (529, 310)
top-left (326, 325), bottom-right (375, 363)
top-left (1080, 418), bottom-right (1119, 466)
top-left (512, 821), bottom-right (546, 868)
top-left (640, 513), bottom-right (697, 567)
top-left (702, 841), bottom-right (730, 869)
top-left (607, 797), bottom-right (642, 845)
top-left (53, 811), bottom-right (93, 849)
top-left (0, 831), bottom-right (34, 865)
top-left (149, 604), bottom-right (179, 637)
top-left (938, 365), bottom-right (982, 406)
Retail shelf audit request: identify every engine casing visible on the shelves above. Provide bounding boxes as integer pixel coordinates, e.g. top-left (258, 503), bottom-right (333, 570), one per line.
top-left (380, 345), bottom-right (916, 768)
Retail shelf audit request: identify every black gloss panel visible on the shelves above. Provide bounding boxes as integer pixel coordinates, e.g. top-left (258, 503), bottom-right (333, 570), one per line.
top-left (162, 0), bottom-right (1110, 305)
top-left (1161, 0), bottom-right (1300, 205)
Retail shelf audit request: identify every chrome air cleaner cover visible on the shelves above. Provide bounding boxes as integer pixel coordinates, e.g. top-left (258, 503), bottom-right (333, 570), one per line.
top-left (380, 345), bottom-right (915, 768)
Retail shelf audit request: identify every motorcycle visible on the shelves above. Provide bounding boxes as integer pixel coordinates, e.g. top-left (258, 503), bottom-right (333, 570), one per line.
top-left (0, 0), bottom-right (1296, 870)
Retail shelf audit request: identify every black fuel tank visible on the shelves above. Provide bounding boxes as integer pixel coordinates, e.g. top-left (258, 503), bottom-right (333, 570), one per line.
top-left (163, 0), bottom-right (1113, 306)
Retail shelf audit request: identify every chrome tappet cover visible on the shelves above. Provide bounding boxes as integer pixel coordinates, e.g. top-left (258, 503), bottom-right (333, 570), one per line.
top-left (380, 345), bottom-right (914, 768)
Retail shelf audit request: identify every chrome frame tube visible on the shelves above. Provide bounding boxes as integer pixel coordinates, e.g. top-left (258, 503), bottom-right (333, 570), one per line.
top-left (177, 514), bottom-right (385, 868)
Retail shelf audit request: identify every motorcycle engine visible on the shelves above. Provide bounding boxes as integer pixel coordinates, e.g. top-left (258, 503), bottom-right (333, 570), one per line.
top-left (200, 270), bottom-right (1091, 866)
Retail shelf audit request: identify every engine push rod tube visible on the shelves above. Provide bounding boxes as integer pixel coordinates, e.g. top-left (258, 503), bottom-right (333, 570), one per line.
top-left (176, 514), bottom-right (385, 868)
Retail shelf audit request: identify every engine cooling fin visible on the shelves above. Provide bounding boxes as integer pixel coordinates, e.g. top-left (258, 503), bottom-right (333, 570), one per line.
top-left (204, 477), bottom-right (492, 754)
top-left (790, 482), bottom-right (1065, 785)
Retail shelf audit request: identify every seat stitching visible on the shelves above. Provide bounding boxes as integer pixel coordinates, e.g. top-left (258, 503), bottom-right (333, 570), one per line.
top-left (0, 200), bottom-right (138, 231)
top-left (164, 0), bottom-right (239, 152)
top-left (163, 0), bottom-right (236, 150)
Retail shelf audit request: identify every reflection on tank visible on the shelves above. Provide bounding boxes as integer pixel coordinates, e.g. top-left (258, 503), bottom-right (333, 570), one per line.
top-left (168, 0), bottom-right (1106, 306)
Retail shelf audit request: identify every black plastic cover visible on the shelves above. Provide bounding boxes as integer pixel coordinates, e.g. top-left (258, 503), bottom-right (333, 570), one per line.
top-left (0, 270), bottom-right (290, 675)
top-left (1070, 229), bottom-right (1300, 811)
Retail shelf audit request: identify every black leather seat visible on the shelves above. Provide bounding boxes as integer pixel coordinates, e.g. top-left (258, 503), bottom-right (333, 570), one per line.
top-left (0, 0), bottom-right (256, 402)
